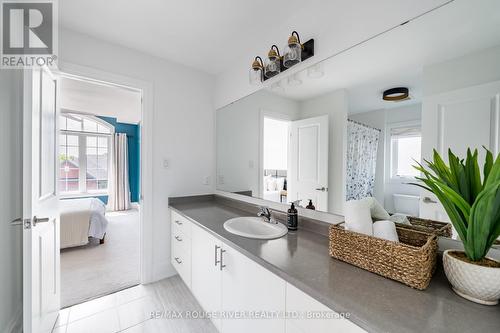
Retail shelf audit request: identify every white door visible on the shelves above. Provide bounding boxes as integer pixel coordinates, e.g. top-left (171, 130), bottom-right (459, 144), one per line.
top-left (221, 244), bottom-right (286, 333)
top-left (420, 80), bottom-right (500, 223)
top-left (190, 224), bottom-right (222, 330)
top-left (23, 67), bottom-right (60, 333)
top-left (288, 115), bottom-right (329, 210)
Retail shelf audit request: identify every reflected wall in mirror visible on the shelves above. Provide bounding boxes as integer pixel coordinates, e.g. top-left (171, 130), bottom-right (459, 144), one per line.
top-left (216, 0), bottom-right (500, 240)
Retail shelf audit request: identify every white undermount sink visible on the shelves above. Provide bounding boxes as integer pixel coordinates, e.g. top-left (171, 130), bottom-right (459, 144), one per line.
top-left (223, 217), bottom-right (288, 240)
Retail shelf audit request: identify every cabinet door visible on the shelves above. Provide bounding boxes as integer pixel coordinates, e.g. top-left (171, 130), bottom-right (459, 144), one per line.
top-left (285, 283), bottom-right (365, 333)
top-left (191, 225), bottom-right (222, 330)
top-left (221, 244), bottom-right (286, 333)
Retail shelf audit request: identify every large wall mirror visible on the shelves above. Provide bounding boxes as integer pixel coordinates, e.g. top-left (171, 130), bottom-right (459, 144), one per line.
top-left (216, 1), bottom-right (500, 241)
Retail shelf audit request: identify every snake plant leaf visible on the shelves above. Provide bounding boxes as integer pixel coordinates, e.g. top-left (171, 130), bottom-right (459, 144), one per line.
top-left (469, 180), bottom-right (500, 260)
top-left (483, 147), bottom-right (493, 186)
top-left (465, 148), bottom-right (482, 203)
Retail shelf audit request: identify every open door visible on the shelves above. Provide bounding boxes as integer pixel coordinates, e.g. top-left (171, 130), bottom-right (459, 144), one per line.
top-left (288, 115), bottom-right (329, 210)
top-left (420, 80), bottom-right (500, 224)
top-left (23, 67), bottom-right (60, 333)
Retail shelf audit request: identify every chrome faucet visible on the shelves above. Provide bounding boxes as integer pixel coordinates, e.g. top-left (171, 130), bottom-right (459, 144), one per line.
top-left (257, 206), bottom-right (274, 223)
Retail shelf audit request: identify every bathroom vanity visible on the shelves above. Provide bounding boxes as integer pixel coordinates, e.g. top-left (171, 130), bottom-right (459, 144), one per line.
top-left (169, 195), bottom-right (500, 333)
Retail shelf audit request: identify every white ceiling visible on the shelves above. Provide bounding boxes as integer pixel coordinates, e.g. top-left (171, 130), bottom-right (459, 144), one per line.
top-left (59, 0), bottom-right (448, 75)
top-left (60, 77), bottom-right (142, 124)
top-left (263, 0), bottom-right (500, 113)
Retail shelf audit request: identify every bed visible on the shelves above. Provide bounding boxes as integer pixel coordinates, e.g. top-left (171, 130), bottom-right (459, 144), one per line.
top-left (60, 198), bottom-right (109, 249)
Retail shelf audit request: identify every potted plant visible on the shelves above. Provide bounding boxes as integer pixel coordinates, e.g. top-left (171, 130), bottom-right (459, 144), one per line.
top-left (412, 148), bottom-right (500, 305)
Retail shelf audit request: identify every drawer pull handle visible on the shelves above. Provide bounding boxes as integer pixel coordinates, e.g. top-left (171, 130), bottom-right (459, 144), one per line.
top-left (175, 235), bottom-right (182, 242)
top-left (174, 220), bottom-right (183, 225)
top-left (215, 245), bottom-right (221, 266)
top-left (220, 249), bottom-right (226, 271)
top-left (174, 257), bottom-right (182, 264)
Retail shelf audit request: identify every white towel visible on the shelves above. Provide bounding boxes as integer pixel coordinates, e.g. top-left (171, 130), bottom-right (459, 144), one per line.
top-left (373, 220), bottom-right (399, 242)
top-left (344, 200), bottom-right (373, 236)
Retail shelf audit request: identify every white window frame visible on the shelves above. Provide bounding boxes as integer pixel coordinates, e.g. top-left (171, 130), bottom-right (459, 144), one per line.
top-left (385, 120), bottom-right (421, 183)
top-left (59, 112), bottom-right (115, 198)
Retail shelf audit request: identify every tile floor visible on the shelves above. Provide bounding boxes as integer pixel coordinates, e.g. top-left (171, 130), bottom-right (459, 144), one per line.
top-left (52, 275), bottom-right (217, 333)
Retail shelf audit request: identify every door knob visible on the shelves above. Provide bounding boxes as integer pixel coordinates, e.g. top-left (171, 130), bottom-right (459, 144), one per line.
top-left (422, 197), bottom-right (437, 204)
top-left (315, 187), bottom-right (328, 192)
top-left (33, 216), bottom-right (50, 227)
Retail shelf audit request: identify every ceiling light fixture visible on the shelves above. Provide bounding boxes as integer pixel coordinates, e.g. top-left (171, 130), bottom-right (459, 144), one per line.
top-left (249, 31), bottom-right (315, 84)
top-left (249, 56), bottom-right (264, 85)
top-left (383, 87), bottom-right (409, 101)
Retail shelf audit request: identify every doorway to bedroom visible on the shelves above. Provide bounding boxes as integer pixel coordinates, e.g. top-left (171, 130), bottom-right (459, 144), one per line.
top-left (58, 75), bottom-right (142, 308)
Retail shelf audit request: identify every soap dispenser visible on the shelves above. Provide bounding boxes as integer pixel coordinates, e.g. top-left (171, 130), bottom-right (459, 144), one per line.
top-left (287, 201), bottom-right (299, 230)
top-left (306, 199), bottom-right (316, 210)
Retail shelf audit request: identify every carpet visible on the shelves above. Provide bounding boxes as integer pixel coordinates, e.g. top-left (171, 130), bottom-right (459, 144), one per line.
top-left (61, 207), bottom-right (140, 308)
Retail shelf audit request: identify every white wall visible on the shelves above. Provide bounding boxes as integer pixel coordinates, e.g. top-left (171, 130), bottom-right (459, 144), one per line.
top-left (217, 90), bottom-right (300, 196)
top-left (423, 45), bottom-right (500, 96)
top-left (299, 89), bottom-right (348, 214)
top-left (214, 0), bottom-right (449, 109)
top-left (0, 70), bottom-right (23, 332)
top-left (59, 29), bottom-right (215, 281)
top-left (349, 104), bottom-right (422, 213)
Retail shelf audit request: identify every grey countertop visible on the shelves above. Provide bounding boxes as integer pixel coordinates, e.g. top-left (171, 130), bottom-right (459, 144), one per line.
top-left (168, 195), bottom-right (500, 333)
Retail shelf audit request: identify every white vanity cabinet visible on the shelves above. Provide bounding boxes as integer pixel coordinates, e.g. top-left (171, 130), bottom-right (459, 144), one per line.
top-left (170, 211), bottom-right (192, 288)
top-left (285, 283), bottom-right (366, 333)
top-left (221, 244), bottom-right (286, 333)
top-left (191, 223), bottom-right (223, 330)
top-left (170, 209), bottom-right (364, 333)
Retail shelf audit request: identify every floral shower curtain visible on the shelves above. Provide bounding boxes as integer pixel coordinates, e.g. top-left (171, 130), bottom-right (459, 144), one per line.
top-left (346, 120), bottom-right (380, 200)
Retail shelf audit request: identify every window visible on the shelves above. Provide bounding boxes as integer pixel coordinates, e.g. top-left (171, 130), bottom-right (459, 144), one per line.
top-left (59, 113), bottom-right (113, 195)
top-left (390, 125), bottom-right (421, 179)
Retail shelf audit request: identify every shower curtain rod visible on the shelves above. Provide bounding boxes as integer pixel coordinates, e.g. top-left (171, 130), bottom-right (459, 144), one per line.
top-left (347, 119), bottom-right (381, 132)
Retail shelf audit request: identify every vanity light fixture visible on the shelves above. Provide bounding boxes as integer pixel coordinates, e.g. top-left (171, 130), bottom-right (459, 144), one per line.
top-left (249, 56), bottom-right (264, 85)
top-left (383, 87), bottom-right (410, 101)
top-left (283, 31), bottom-right (303, 68)
top-left (264, 45), bottom-right (282, 79)
top-left (249, 31), bottom-right (314, 84)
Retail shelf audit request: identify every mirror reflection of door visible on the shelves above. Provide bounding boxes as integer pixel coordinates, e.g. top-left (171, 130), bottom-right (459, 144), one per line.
top-left (288, 115), bottom-right (329, 210)
top-left (262, 117), bottom-right (290, 204)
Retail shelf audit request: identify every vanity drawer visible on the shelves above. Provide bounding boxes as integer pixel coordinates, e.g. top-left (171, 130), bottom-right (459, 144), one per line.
top-left (171, 210), bottom-right (191, 238)
top-left (171, 230), bottom-right (191, 287)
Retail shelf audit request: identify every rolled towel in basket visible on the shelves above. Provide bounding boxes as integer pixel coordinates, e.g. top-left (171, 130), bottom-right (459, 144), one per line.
top-left (344, 200), bottom-right (373, 236)
top-left (373, 220), bottom-right (399, 242)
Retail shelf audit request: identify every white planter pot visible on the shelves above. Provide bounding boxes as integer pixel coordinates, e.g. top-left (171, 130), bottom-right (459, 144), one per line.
top-left (443, 250), bottom-right (500, 305)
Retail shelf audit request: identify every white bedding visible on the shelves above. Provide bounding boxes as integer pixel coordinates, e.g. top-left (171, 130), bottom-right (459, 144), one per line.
top-left (60, 198), bottom-right (108, 249)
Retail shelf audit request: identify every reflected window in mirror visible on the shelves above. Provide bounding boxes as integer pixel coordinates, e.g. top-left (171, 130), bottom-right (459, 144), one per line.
top-left (389, 123), bottom-right (421, 180)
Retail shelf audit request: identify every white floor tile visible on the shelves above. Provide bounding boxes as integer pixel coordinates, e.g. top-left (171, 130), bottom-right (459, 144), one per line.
top-left (66, 308), bottom-right (120, 333)
top-left (116, 285), bottom-right (153, 305)
top-left (117, 296), bottom-right (164, 330)
top-left (68, 293), bottom-right (117, 323)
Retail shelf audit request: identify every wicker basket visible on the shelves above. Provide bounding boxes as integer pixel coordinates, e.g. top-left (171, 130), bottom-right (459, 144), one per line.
top-left (395, 216), bottom-right (452, 238)
top-left (329, 223), bottom-right (438, 290)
